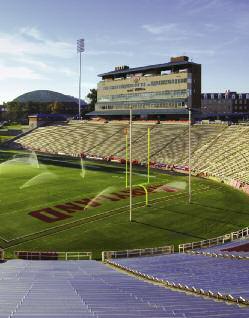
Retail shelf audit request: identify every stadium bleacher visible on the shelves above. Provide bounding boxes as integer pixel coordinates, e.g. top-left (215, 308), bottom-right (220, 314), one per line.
top-left (193, 238), bottom-right (249, 257)
top-left (11, 120), bottom-right (249, 185)
top-left (191, 125), bottom-right (249, 183)
top-left (11, 121), bottom-right (225, 167)
top-left (1, 259), bottom-right (249, 317)
top-left (111, 253), bottom-right (249, 302)
top-left (13, 120), bottom-right (249, 185)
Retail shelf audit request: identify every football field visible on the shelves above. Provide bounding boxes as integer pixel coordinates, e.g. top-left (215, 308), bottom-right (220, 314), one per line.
top-left (1, 151), bottom-right (249, 259)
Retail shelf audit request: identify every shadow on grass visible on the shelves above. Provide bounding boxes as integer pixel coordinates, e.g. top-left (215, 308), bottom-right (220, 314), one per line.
top-left (132, 220), bottom-right (206, 240)
top-left (192, 202), bottom-right (249, 216)
top-left (159, 203), bottom-right (246, 228)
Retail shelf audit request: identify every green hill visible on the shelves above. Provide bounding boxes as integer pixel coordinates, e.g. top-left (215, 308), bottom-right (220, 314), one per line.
top-left (14, 90), bottom-right (86, 105)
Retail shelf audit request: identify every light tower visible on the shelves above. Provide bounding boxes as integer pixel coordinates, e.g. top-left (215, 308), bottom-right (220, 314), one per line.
top-left (77, 38), bottom-right (85, 120)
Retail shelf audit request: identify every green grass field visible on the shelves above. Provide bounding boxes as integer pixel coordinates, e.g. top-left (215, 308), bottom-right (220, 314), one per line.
top-left (1, 150), bottom-right (249, 259)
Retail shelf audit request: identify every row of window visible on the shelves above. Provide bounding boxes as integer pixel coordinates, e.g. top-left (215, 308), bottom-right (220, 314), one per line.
top-left (234, 100), bottom-right (249, 105)
top-left (203, 93), bottom-right (249, 100)
top-left (234, 105), bottom-right (249, 111)
top-left (99, 78), bottom-right (188, 91)
top-left (98, 90), bottom-right (189, 102)
top-left (98, 102), bottom-right (185, 110)
top-left (202, 100), bottom-right (232, 104)
top-left (203, 99), bottom-right (249, 105)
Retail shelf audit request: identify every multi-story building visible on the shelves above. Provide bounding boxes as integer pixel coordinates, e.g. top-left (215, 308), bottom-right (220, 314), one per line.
top-left (201, 91), bottom-right (249, 114)
top-left (88, 56), bottom-right (201, 119)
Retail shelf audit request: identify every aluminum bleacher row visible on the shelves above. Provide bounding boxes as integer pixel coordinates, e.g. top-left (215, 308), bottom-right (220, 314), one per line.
top-left (191, 238), bottom-right (249, 258)
top-left (111, 252), bottom-right (249, 303)
top-left (11, 120), bottom-right (224, 166)
top-left (191, 125), bottom-right (249, 184)
top-left (1, 259), bottom-right (249, 318)
top-left (12, 121), bottom-right (249, 184)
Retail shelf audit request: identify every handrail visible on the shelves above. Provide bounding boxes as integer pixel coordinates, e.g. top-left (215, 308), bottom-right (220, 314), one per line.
top-left (14, 251), bottom-right (92, 260)
top-left (179, 226), bottom-right (249, 252)
top-left (102, 245), bottom-right (174, 262)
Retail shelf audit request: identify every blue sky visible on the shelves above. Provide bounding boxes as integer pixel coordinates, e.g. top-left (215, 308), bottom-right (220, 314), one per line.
top-left (0, 0), bottom-right (248, 103)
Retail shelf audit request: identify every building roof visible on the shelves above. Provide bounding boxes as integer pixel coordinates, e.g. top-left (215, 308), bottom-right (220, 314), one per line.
top-left (98, 60), bottom-right (199, 78)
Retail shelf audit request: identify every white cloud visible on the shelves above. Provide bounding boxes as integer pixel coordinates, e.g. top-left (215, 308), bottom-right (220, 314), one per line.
top-left (15, 57), bottom-right (52, 70)
top-left (88, 50), bottom-right (134, 57)
top-left (18, 58), bottom-right (76, 76)
top-left (142, 23), bottom-right (177, 35)
top-left (0, 27), bottom-right (78, 83)
top-left (0, 28), bottom-right (74, 59)
top-left (142, 23), bottom-right (203, 41)
top-left (59, 67), bottom-right (77, 77)
top-left (19, 26), bottom-right (43, 41)
top-left (0, 65), bottom-right (44, 80)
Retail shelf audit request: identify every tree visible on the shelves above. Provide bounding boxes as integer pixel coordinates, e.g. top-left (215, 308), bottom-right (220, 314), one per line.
top-left (5, 101), bottom-right (22, 122)
top-left (49, 101), bottom-right (64, 114)
top-left (86, 88), bottom-right (97, 112)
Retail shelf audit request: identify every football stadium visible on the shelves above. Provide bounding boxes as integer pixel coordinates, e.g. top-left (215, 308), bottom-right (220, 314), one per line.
top-left (1, 55), bottom-right (249, 317)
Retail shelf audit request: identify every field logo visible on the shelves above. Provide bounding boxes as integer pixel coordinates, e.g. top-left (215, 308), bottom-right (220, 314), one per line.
top-left (29, 184), bottom-right (179, 223)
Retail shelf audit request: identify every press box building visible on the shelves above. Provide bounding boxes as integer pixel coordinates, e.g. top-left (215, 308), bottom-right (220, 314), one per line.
top-left (88, 56), bottom-right (201, 120)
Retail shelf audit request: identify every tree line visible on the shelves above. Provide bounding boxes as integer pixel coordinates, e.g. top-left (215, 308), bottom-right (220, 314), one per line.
top-left (2, 88), bottom-right (97, 123)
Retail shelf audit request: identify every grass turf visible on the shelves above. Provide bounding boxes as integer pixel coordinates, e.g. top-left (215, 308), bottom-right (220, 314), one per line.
top-left (0, 151), bottom-right (249, 259)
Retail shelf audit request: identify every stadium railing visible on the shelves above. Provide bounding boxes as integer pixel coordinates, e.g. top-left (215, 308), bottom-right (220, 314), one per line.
top-left (15, 251), bottom-right (92, 260)
top-left (231, 227), bottom-right (249, 240)
top-left (179, 226), bottom-right (249, 252)
top-left (102, 245), bottom-right (174, 262)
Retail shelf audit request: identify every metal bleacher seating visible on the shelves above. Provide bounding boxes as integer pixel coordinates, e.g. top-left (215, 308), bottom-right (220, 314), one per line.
top-left (11, 121), bottom-right (249, 184)
top-left (191, 125), bottom-right (249, 183)
top-left (1, 259), bottom-right (249, 317)
top-left (12, 121), bottom-right (224, 165)
top-left (194, 237), bottom-right (249, 257)
top-left (113, 253), bottom-right (249, 303)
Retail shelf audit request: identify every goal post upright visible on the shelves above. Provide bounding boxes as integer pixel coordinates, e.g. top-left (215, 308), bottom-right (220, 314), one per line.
top-left (138, 184), bottom-right (149, 206)
top-left (147, 127), bottom-right (150, 184)
top-left (129, 108), bottom-right (132, 222)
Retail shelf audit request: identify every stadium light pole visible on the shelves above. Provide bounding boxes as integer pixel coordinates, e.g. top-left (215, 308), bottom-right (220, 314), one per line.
top-left (77, 38), bottom-right (85, 120)
top-left (129, 108), bottom-right (133, 222)
top-left (185, 104), bottom-right (192, 204)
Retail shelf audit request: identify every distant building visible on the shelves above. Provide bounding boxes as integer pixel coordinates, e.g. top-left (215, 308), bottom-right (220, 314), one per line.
top-left (201, 91), bottom-right (249, 114)
top-left (28, 114), bottom-right (67, 129)
top-left (88, 56), bottom-right (201, 120)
